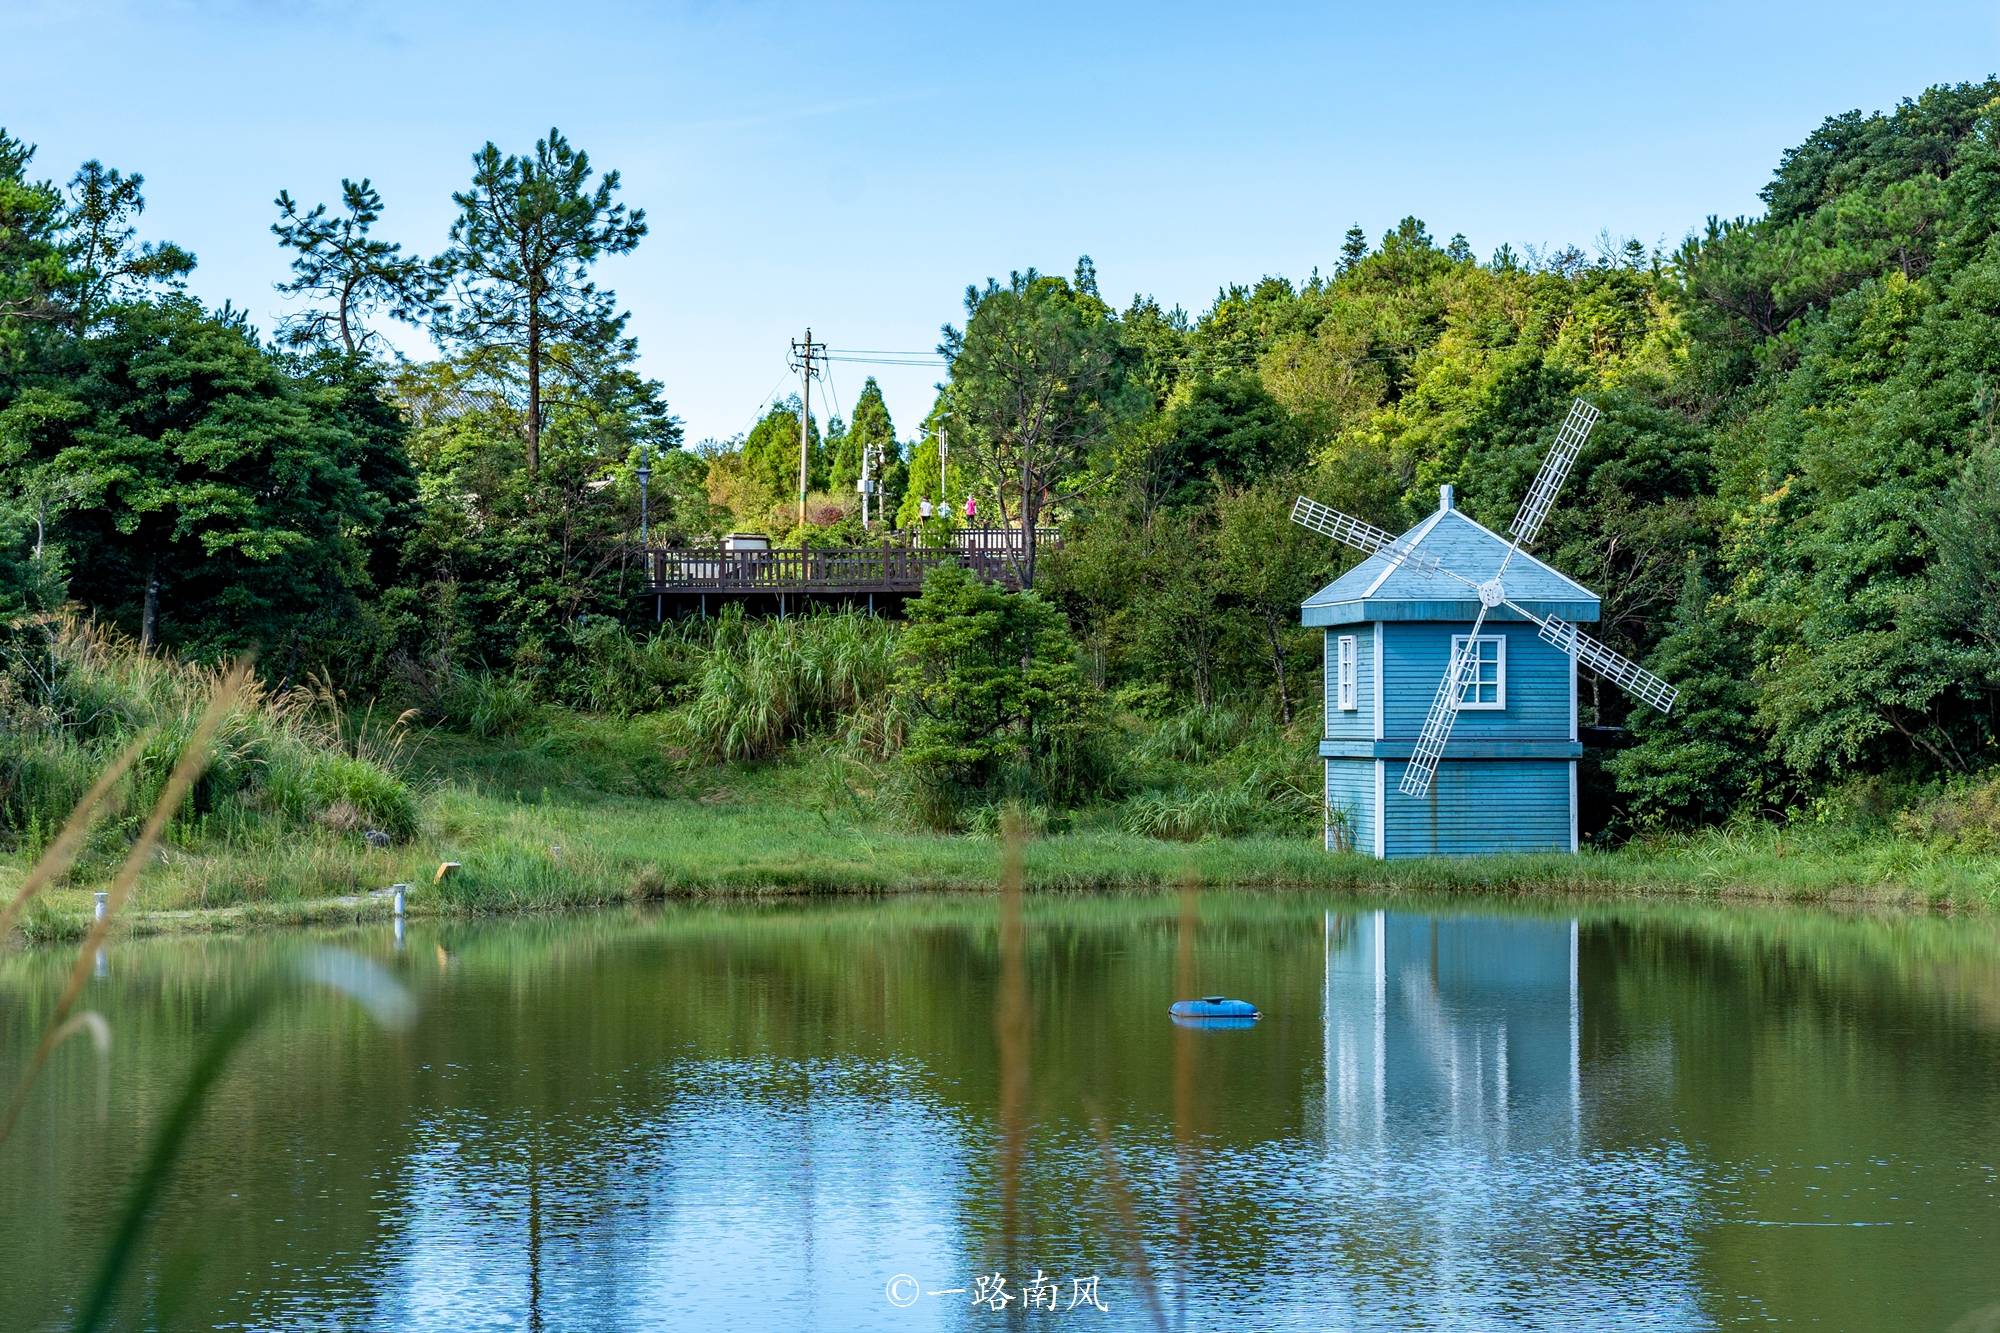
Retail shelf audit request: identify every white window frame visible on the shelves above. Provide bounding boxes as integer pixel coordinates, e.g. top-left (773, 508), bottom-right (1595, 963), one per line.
top-left (1450, 633), bottom-right (1506, 710)
top-left (1336, 635), bottom-right (1359, 712)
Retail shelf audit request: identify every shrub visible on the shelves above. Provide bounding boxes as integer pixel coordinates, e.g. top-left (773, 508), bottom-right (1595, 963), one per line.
top-left (892, 564), bottom-right (1112, 827)
top-left (554, 618), bottom-right (700, 716)
top-left (1895, 772), bottom-right (2000, 851)
top-left (304, 756), bottom-right (422, 841)
top-left (440, 670), bottom-right (543, 739)
top-left (1116, 704), bottom-right (1320, 841)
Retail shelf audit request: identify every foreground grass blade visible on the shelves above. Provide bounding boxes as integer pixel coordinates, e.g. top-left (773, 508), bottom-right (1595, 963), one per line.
top-left (0, 732), bottom-right (151, 940)
top-left (995, 805), bottom-right (1030, 1264)
top-left (72, 949), bottom-right (412, 1333)
top-left (1086, 1107), bottom-right (1170, 1333)
top-left (1, 665), bottom-right (250, 1147)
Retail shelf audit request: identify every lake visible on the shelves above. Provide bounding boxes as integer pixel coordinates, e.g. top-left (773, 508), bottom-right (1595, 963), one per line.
top-left (2, 892), bottom-right (1997, 1330)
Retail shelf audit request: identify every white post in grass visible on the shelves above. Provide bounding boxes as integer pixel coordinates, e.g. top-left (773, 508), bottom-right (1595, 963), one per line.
top-left (93, 891), bottom-right (106, 922)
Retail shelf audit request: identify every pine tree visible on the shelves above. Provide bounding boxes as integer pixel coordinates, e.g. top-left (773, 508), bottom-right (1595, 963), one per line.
top-left (272, 178), bottom-right (435, 354)
top-left (1337, 224), bottom-right (1367, 274)
top-left (831, 376), bottom-right (896, 491)
top-left (434, 128), bottom-right (645, 474)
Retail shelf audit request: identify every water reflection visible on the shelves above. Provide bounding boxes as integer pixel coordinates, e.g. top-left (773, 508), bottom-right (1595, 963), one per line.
top-left (1, 895), bottom-right (1997, 1331)
top-left (1315, 911), bottom-right (1705, 1327)
top-left (1323, 911), bottom-right (1579, 1151)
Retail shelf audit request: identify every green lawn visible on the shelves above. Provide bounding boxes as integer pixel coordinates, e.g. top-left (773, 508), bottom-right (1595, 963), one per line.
top-left (10, 722), bottom-right (1999, 941)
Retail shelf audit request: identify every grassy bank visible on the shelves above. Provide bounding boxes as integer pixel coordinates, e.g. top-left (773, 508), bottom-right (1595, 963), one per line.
top-left (8, 713), bottom-right (2000, 942)
top-left (6, 617), bottom-right (2000, 943)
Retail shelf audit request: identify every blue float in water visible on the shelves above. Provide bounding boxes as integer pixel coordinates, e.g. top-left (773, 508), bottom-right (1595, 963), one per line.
top-left (1169, 995), bottom-right (1261, 1026)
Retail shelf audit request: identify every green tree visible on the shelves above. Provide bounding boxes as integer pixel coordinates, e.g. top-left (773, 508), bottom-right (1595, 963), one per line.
top-left (435, 127), bottom-right (646, 475)
top-left (739, 398), bottom-right (822, 522)
top-left (1213, 481), bottom-right (1333, 725)
top-left (46, 298), bottom-right (397, 657)
top-left (1337, 224), bottom-right (1368, 274)
top-left (894, 562), bottom-right (1105, 823)
top-left (58, 160), bottom-right (192, 330)
top-left (1608, 561), bottom-right (1763, 826)
top-left (0, 130), bottom-right (66, 346)
top-left (1141, 371), bottom-right (1300, 510)
top-left (832, 376), bottom-right (896, 492)
top-left (272, 178), bottom-right (436, 354)
top-left (941, 265), bottom-right (1143, 583)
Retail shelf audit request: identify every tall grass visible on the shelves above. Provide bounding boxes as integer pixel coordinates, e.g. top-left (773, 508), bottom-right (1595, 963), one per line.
top-left (0, 617), bottom-right (421, 849)
top-left (679, 609), bottom-right (899, 761)
top-left (1119, 704), bottom-right (1320, 840)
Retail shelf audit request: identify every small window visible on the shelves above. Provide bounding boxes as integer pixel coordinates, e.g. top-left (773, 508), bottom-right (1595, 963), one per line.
top-left (1336, 635), bottom-right (1358, 711)
top-left (1450, 634), bottom-right (1505, 710)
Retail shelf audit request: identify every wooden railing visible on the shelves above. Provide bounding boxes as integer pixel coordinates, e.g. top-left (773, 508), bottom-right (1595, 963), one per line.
top-left (639, 529), bottom-right (1060, 595)
top-left (942, 526), bottom-right (1062, 554)
top-left (642, 543), bottom-right (1014, 592)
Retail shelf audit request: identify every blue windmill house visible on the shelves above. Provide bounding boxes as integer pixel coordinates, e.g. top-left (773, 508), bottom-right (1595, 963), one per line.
top-left (1294, 401), bottom-right (1678, 858)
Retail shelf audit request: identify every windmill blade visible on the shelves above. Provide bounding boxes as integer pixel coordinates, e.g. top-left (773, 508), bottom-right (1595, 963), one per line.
top-left (1291, 497), bottom-right (1473, 587)
top-left (1508, 398), bottom-right (1600, 548)
top-left (1532, 614), bottom-right (1678, 714)
top-left (1399, 605), bottom-right (1490, 799)
top-left (1292, 496), bottom-right (1402, 555)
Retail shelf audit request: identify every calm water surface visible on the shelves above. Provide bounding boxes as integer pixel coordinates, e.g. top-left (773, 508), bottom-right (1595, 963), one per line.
top-left (2, 892), bottom-right (1997, 1330)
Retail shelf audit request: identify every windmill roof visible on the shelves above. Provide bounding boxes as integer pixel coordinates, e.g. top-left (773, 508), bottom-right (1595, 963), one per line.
top-left (1301, 499), bottom-right (1600, 626)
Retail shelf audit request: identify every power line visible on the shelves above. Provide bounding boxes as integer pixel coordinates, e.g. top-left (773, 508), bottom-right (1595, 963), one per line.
top-left (825, 347), bottom-right (942, 357)
top-left (724, 364), bottom-right (794, 444)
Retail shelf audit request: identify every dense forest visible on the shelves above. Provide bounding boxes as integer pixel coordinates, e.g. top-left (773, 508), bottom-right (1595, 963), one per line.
top-left (6, 81), bottom-right (2000, 845)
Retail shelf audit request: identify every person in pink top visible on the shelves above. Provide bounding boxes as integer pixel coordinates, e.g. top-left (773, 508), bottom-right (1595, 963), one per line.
top-left (964, 494), bottom-right (977, 521)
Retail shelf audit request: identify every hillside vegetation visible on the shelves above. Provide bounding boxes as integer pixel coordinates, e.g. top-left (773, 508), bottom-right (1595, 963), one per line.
top-left (7, 82), bottom-right (2000, 882)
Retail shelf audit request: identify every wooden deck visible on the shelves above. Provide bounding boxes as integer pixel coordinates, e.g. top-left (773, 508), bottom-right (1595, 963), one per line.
top-left (637, 529), bottom-right (1058, 613)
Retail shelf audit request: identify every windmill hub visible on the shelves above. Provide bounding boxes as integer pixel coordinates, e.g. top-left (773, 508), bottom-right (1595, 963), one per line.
top-left (1477, 577), bottom-right (1505, 609)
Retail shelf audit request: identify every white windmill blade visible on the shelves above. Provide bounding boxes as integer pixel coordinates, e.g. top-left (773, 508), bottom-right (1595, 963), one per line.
top-left (1399, 605), bottom-right (1490, 799)
top-left (1528, 612), bottom-right (1678, 715)
top-left (1291, 497), bottom-right (1475, 587)
top-left (1292, 496), bottom-right (1401, 555)
top-left (1508, 398), bottom-right (1601, 549)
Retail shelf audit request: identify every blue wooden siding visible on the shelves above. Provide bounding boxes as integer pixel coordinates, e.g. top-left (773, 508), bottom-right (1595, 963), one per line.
top-left (1323, 628), bottom-right (1377, 741)
top-left (1380, 622), bottom-right (1572, 742)
top-left (1379, 759), bottom-right (1573, 857)
top-left (1324, 759), bottom-right (1377, 853)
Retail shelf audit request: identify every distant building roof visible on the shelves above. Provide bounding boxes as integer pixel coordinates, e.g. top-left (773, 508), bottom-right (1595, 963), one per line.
top-left (1302, 487), bottom-right (1600, 626)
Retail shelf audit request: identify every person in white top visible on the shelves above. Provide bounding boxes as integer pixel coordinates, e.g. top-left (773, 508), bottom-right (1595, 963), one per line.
top-left (919, 496), bottom-right (933, 521)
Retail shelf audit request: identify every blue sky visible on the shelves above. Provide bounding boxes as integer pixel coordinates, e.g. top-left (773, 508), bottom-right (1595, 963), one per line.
top-left (4, 0), bottom-right (1997, 444)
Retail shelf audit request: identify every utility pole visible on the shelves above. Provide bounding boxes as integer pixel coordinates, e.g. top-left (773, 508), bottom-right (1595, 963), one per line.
top-left (859, 436), bottom-right (873, 531)
top-left (789, 328), bottom-right (826, 529)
